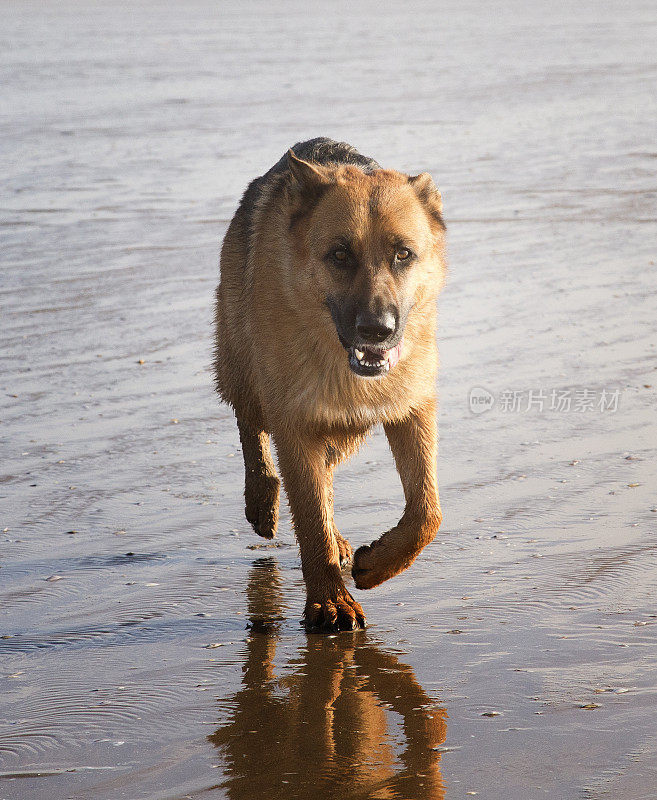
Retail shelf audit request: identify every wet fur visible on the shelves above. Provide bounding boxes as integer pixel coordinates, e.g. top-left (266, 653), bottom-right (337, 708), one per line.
top-left (214, 137), bottom-right (446, 630)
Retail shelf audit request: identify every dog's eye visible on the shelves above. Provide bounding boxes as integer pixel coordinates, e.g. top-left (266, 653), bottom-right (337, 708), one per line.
top-left (331, 247), bottom-right (348, 263)
top-left (395, 247), bottom-right (412, 262)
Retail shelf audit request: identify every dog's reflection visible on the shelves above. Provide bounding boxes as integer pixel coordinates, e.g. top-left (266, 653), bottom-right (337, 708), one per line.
top-left (210, 558), bottom-right (447, 799)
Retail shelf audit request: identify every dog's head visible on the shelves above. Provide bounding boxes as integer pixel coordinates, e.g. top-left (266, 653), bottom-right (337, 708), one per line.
top-left (286, 150), bottom-right (446, 378)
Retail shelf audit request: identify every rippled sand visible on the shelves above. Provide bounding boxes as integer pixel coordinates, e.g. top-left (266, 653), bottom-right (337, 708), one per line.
top-left (2, 1), bottom-right (657, 798)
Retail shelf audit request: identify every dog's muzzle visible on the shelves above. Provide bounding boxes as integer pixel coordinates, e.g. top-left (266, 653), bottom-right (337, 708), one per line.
top-left (326, 297), bottom-right (405, 378)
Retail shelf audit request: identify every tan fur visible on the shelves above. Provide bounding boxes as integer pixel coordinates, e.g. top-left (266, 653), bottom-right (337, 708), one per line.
top-left (214, 145), bottom-right (446, 630)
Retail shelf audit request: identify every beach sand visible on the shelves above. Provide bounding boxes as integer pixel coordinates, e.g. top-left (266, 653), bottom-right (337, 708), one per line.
top-left (1, 1), bottom-right (656, 797)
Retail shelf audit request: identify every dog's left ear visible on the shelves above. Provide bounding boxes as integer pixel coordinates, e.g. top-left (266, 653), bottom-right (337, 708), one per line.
top-left (408, 172), bottom-right (443, 216)
top-left (287, 149), bottom-right (331, 194)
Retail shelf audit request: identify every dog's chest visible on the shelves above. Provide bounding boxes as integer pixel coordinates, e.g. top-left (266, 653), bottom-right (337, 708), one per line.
top-left (281, 360), bottom-right (412, 428)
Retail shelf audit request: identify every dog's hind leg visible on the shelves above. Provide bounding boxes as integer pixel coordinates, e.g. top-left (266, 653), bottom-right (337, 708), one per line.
top-left (237, 418), bottom-right (280, 540)
top-left (334, 527), bottom-right (354, 569)
top-left (325, 469), bottom-right (353, 568)
top-left (352, 398), bottom-right (443, 590)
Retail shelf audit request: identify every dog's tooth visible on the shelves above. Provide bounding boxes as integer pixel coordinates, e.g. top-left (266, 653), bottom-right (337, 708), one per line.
top-left (354, 349), bottom-right (365, 361)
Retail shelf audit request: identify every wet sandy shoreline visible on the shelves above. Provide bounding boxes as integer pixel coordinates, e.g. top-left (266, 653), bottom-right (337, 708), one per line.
top-left (2, 1), bottom-right (657, 798)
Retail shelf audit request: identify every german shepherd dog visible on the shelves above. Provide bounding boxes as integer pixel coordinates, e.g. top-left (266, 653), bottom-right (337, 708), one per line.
top-left (214, 138), bottom-right (446, 631)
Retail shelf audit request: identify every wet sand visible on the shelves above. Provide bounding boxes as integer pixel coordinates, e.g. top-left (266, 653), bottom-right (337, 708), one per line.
top-left (2, 1), bottom-right (657, 798)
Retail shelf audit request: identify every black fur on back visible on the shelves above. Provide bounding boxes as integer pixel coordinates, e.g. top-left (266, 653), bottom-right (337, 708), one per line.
top-left (274, 137), bottom-right (379, 173)
top-left (236, 138), bottom-right (380, 231)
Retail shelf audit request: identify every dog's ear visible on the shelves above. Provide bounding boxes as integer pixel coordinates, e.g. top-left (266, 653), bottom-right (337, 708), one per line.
top-left (408, 172), bottom-right (443, 216)
top-left (287, 149), bottom-right (331, 194)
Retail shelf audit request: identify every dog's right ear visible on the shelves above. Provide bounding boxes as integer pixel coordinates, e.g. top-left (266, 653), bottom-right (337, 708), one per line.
top-left (287, 149), bottom-right (331, 194)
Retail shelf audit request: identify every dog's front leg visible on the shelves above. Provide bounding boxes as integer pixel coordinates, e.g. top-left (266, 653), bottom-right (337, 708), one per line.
top-left (352, 398), bottom-right (442, 590)
top-left (274, 431), bottom-right (366, 631)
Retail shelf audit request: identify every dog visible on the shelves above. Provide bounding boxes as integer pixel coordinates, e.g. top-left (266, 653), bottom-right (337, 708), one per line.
top-left (214, 137), bottom-right (446, 631)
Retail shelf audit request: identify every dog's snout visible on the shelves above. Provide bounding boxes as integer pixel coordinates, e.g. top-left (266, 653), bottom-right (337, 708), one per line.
top-left (355, 310), bottom-right (396, 343)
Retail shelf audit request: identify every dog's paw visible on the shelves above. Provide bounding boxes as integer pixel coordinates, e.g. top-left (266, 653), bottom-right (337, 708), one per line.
top-left (352, 541), bottom-right (397, 590)
top-left (244, 474), bottom-right (280, 539)
top-left (353, 513), bottom-right (442, 589)
top-left (335, 532), bottom-right (354, 568)
top-left (304, 587), bottom-right (366, 633)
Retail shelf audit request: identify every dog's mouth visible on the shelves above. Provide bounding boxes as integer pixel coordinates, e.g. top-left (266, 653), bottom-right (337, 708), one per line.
top-left (347, 341), bottom-right (402, 378)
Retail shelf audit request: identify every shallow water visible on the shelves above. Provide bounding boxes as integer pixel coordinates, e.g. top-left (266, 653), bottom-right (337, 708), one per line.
top-left (2, 1), bottom-right (657, 798)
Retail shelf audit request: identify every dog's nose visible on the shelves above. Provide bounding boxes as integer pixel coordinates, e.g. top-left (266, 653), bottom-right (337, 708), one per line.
top-left (355, 311), bottom-right (396, 343)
